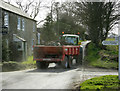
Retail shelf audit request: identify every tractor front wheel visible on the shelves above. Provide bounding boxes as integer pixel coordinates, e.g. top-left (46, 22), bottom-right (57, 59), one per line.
top-left (61, 56), bottom-right (72, 68)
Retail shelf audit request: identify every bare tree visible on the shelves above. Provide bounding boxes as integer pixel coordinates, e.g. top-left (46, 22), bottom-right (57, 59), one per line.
top-left (4, 0), bottom-right (11, 4)
top-left (7, 0), bottom-right (11, 3)
top-left (16, 0), bottom-right (41, 19)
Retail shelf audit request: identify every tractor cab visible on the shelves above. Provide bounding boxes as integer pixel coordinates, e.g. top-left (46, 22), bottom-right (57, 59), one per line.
top-left (60, 34), bottom-right (81, 45)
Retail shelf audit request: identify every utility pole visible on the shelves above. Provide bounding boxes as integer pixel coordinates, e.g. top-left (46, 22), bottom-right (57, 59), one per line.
top-left (118, 0), bottom-right (120, 80)
top-left (0, 7), bottom-right (2, 63)
top-left (50, 1), bottom-right (53, 23)
top-left (117, 0), bottom-right (120, 80)
top-left (0, 5), bottom-right (2, 91)
top-left (118, 35), bottom-right (120, 80)
top-left (55, 2), bottom-right (59, 36)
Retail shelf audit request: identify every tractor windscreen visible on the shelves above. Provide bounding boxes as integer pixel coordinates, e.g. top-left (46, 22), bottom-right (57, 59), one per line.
top-left (61, 36), bottom-right (79, 45)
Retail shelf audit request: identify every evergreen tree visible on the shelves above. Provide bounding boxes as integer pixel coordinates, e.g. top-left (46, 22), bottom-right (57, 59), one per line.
top-left (41, 14), bottom-right (57, 44)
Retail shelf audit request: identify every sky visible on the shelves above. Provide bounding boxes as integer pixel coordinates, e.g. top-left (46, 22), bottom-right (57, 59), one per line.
top-left (3, 0), bottom-right (119, 35)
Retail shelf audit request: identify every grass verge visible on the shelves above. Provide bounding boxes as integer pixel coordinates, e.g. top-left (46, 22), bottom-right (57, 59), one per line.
top-left (85, 42), bottom-right (118, 69)
top-left (22, 56), bottom-right (36, 69)
top-left (79, 75), bottom-right (120, 90)
top-left (2, 56), bottom-right (36, 72)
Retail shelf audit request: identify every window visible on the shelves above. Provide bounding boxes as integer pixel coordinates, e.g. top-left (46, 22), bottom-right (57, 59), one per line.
top-left (32, 39), bottom-right (34, 50)
top-left (33, 22), bottom-right (35, 32)
top-left (17, 42), bottom-right (23, 51)
top-left (17, 17), bottom-right (21, 30)
top-left (38, 33), bottom-right (40, 44)
top-left (22, 19), bottom-right (25, 31)
top-left (6, 39), bottom-right (9, 48)
top-left (63, 36), bottom-right (78, 45)
top-left (4, 12), bottom-right (9, 27)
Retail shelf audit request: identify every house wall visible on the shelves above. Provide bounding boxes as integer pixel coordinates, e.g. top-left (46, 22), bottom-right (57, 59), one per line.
top-left (2, 9), bottom-right (37, 61)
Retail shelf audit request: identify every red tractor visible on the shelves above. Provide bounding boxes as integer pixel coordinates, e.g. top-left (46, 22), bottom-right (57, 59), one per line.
top-left (33, 34), bottom-right (82, 69)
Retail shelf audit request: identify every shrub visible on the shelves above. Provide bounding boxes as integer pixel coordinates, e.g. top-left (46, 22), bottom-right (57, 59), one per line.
top-left (80, 75), bottom-right (120, 90)
top-left (2, 56), bottom-right (36, 72)
top-left (85, 42), bottom-right (100, 63)
top-left (2, 61), bottom-right (25, 72)
top-left (85, 42), bottom-right (118, 69)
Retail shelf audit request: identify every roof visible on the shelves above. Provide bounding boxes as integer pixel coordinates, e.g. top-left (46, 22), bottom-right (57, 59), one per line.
top-left (63, 34), bottom-right (79, 37)
top-left (0, 0), bottom-right (35, 21)
top-left (13, 34), bottom-right (26, 42)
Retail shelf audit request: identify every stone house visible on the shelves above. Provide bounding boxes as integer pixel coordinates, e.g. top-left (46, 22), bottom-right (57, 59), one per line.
top-left (0, 0), bottom-right (37, 62)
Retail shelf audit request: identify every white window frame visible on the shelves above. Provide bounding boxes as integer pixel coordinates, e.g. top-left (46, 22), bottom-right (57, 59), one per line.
top-left (38, 33), bottom-right (40, 44)
top-left (17, 17), bottom-right (21, 30)
top-left (6, 39), bottom-right (9, 48)
top-left (4, 12), bottom-right (9, 27)
top-left (32, 39), bottom-right (34, 50)
top-left (22, 19), bottom-right (25, 31)
top-left (33, 22), bottom-right (35, 32)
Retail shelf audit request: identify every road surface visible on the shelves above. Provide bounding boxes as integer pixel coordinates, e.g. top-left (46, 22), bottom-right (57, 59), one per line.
top-left (1, 66), bottom-right (118, 89)
top-left (1, 41), bottom-right (118, 89)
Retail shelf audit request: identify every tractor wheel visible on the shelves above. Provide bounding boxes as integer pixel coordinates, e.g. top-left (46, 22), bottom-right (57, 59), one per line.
top-left (56, 61), bottom-right (61, 68)
top-left (36, 61), bottom-right (49, 69)
top-left (76, 54), bottom-right (82, 65)
top-left (68, 56), bottom-right (72, 68)
top-left (61, 56), bottom-right (69, 68)
top-left (76, 47), bottom-right (83, 65)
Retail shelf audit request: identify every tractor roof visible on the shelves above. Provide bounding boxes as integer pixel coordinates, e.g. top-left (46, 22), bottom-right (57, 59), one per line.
top-left (62, 34), bottom-right (79, 37)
